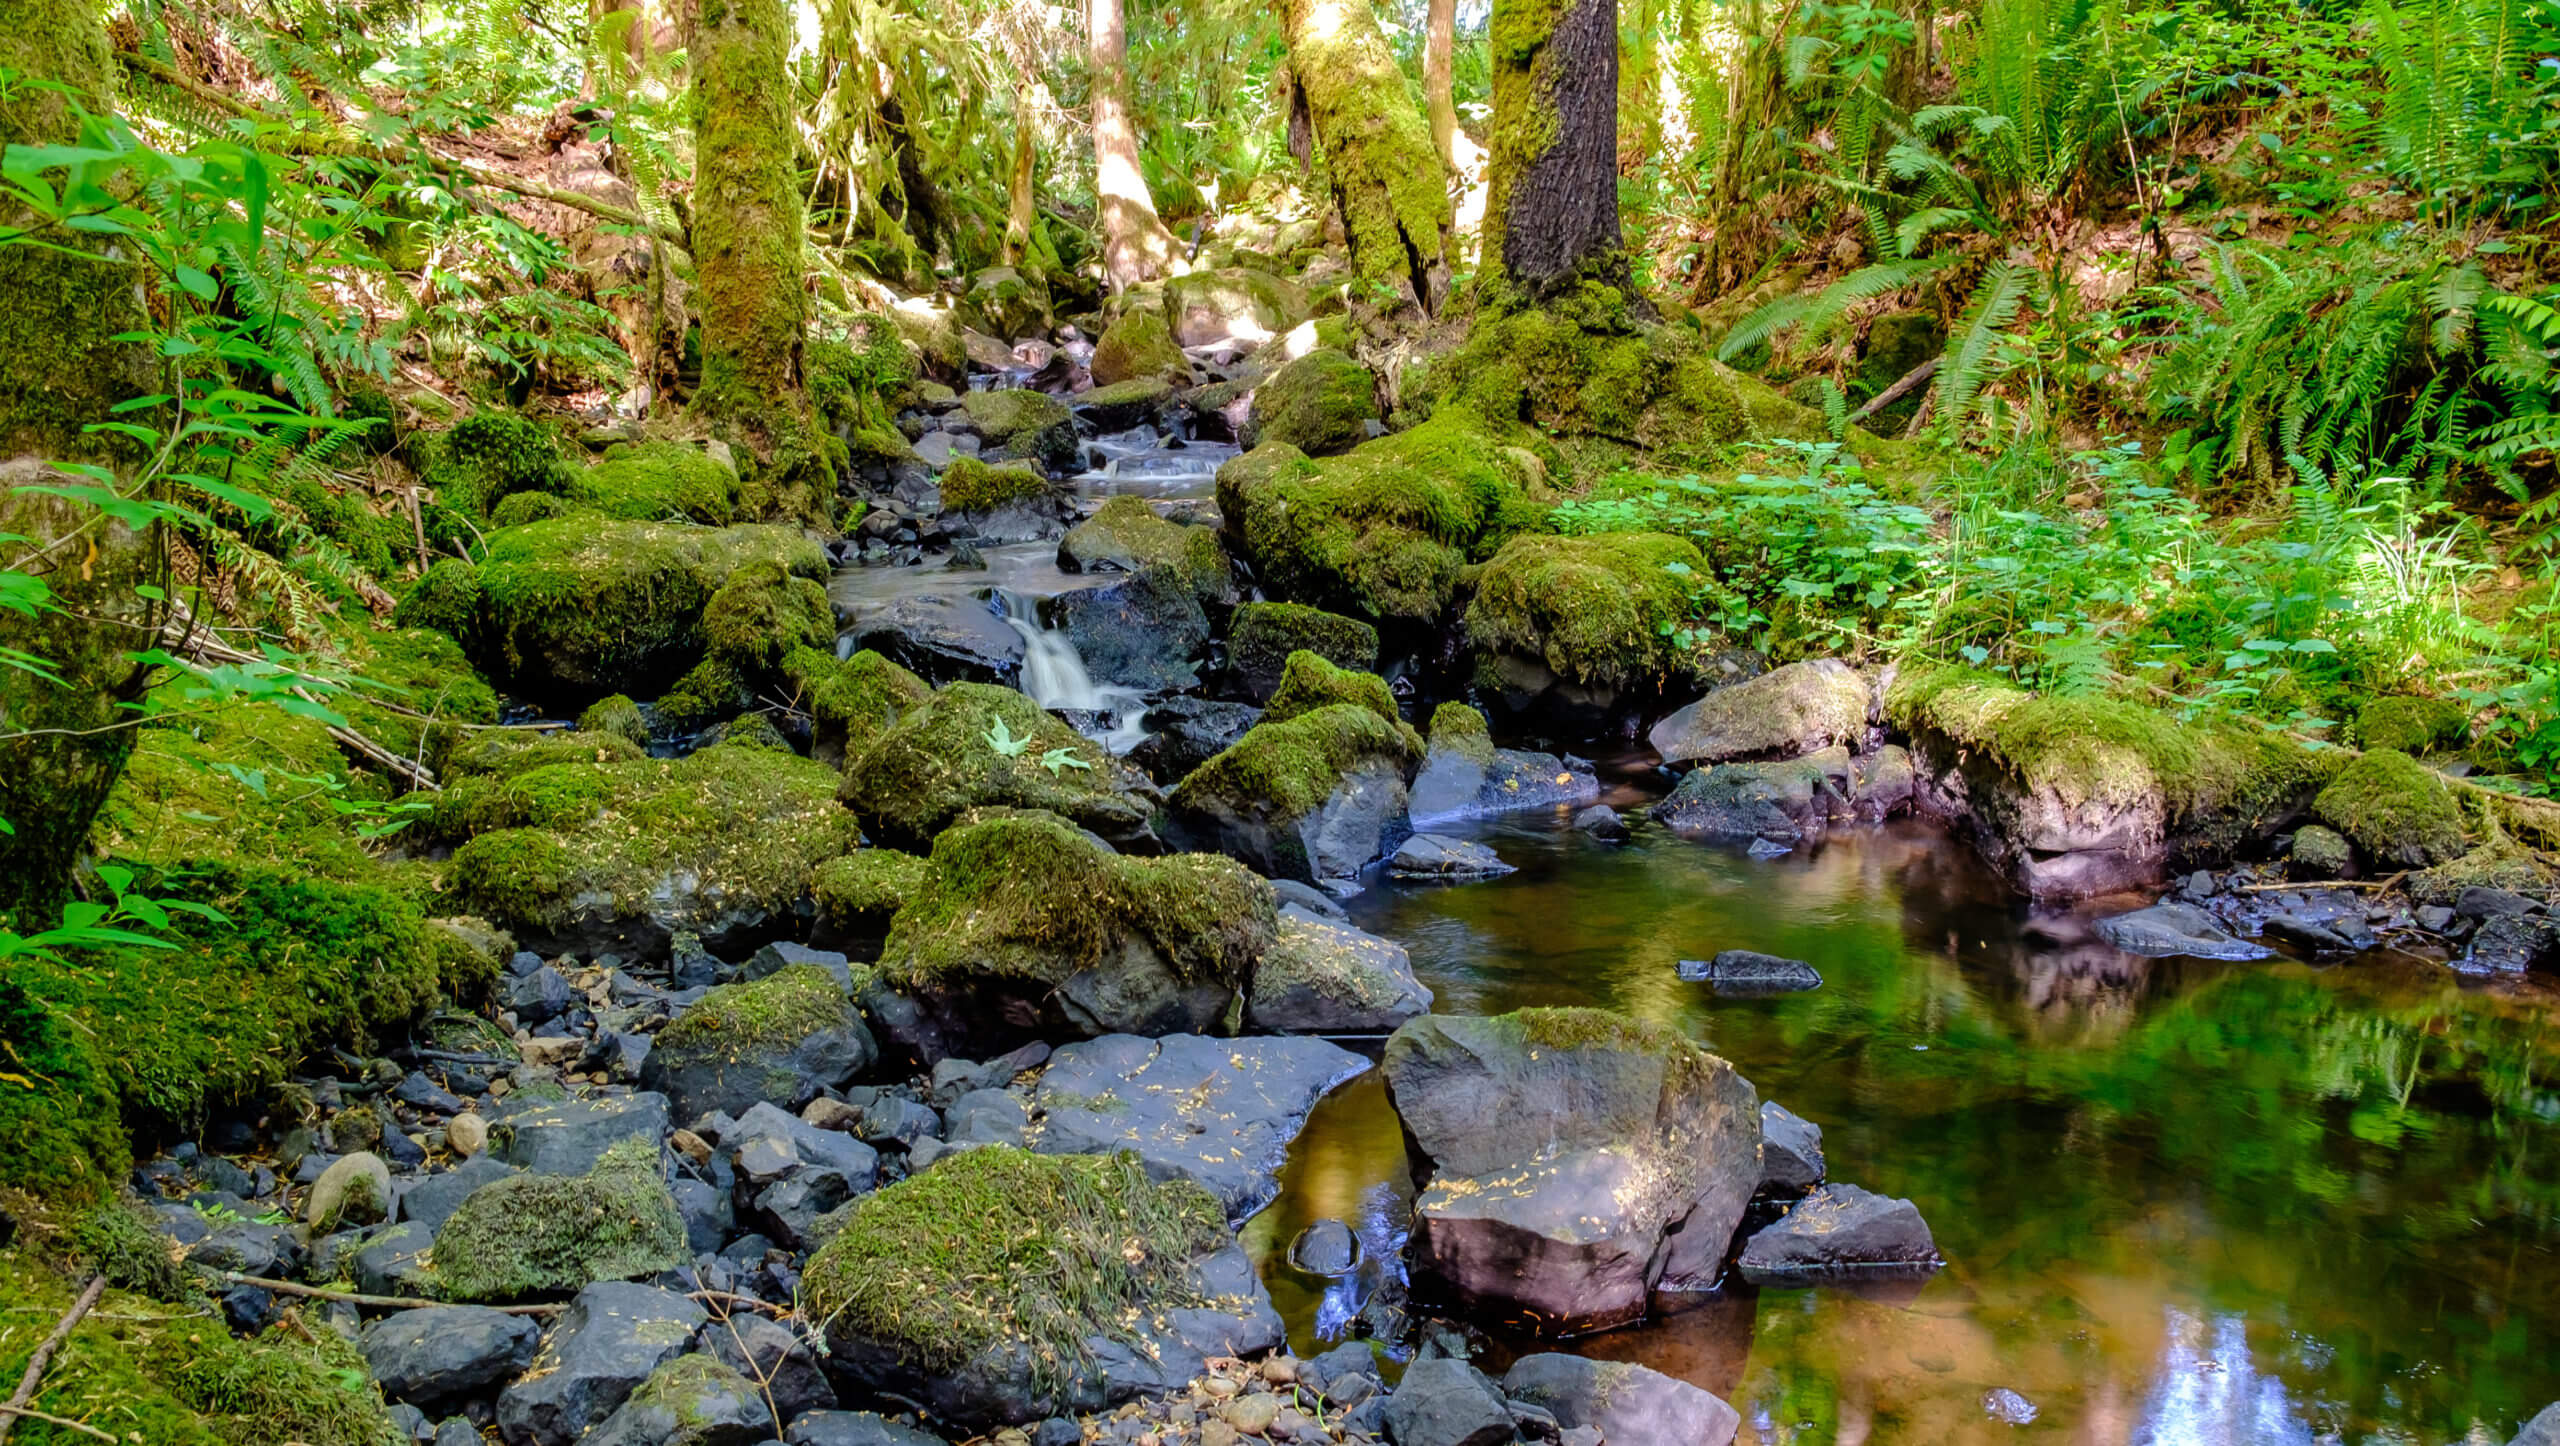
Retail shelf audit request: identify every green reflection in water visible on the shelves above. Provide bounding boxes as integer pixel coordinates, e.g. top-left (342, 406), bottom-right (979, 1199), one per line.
top-left (1248, 815), bottom-right (2560, 1445)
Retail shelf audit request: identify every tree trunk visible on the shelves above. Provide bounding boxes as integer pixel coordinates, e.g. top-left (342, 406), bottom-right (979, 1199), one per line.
top-left (1002, 86), bottom-right (1041, 266)
top-left (0, 0), bottom-right (167, 924)
top-left (688, 0), bottom-right (818, 499)
top-left (1617, 0), bottom-right (1661, 168)
top-left (1091, 0), bottom-right (1177, 291)
top-left (1279, 0), bottom-right (1454, 316)
top-left (1485, 0), bottom-right (1624, 296)
top-left (1425, 0), bottom-right (1459, 175)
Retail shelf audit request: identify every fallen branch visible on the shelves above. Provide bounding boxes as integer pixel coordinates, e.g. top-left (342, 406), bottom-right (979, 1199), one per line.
top-left (1849, 356), bottom-right (1940, 422)
top-left (0, 1275), bottom-right (108, 1446)
top-left (213, 1273), bottom-right (565, 1317)
top-left (161, 600), bottom-right (441, 790)
top-left (0, 1407), bottom-right (115, 1444)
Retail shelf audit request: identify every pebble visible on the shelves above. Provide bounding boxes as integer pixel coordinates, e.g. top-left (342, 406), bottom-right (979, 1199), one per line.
top-left (445, 1113), bottom-right (488, 1157)
top-left (1225, 1396), bottom-right (1280, 1436)
top-left (1261, 1357), bottom-right (1298, 1386)
top-left (1200, 1377), bottom-right (1240, 1400)
top-left (1200, 1422), bottom-right (1239, 1446)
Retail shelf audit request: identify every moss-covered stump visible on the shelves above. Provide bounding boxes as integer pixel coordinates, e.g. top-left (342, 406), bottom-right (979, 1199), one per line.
top-left (959, 389), bottom-right (1077, 471)
top-left (1215, 407), bottom-right (1549, 631)
top-left (579, 440), bottom-right (742, 524)
top-left (1412, 290), bottom-right (1753, 465)
top-left (1887, 670), bottom-right (2336, 899)
top-left (1463, 531), bottom-right (1712, 721)
top-left (1089, 307), bottom-right (1191, 386)
top-left (472, 517), bottom-right (826, 701)
top-left (441, 739), bottom-right (862, 955)
top-left (810, 848), bottom-right (930, 954)
top-left (1166, 703), bottom-right (1422, 885)
top-left (639, 963), bottom-right (876, 1119)
top-left (433, 1137), bottom-right (687, 1301)
top-left (801, 1146), bottom-right (1275, 1427)
top-left (2313, 749), bottom-right (2470, 869)
top-left (1058, 495), bottom-right (1238, 610)
top-left (784, 645), bottom-right (933, 766)
top-left (838, 682), bottom-right (1153, 849)
top-left (873, 811), bottom-right (1275, 1058)
top-left (1226, 602), bottom-right (1380, 702)
top-left (1163, 268), bottom-right (1310, 349)
top-left (1244, 348), bottom-right (1378, 456)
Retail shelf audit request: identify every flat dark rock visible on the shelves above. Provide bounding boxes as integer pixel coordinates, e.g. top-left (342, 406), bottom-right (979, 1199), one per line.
top-left (1677, 949), bottom-right (1823, 993)
top-left (1737, 1182), bottom-right (1941, 1281)
top-left (1389, 833), bottom-right (1516, 881)
top-left (2094, 902), bottom-right (2270, 961)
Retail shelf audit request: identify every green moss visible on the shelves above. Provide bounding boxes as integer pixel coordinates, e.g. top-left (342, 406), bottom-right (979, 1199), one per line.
top-left (812, 848), bottom-right (930, 934)
top-left (1228, 602), bottom-right (1379, 686)
top-left (1060, 496), bottom-right (1236, 609)
top-left (421, 412), bottom-right (568, 521)
top-left (70, 1199), bottom-right (202, 1300)
top-left (396, 556), bottom-right (484, 640)
top-left (1171, 703), bottom-right (1423, 819)
top-left (433, 1136), bottom-right (686, 1301)
top-left (1493, 1005), bottom-right (1708, 1066)
top-left (939, 455), bottom-right (1050, 513)
top-left (441, 742), bottom-right (862, 937)
top-left (490, 490), bottom-right (575, 528)
top-left (283, 476), bottom-right (406, 580)
top-left (1264, 651), bottom-right (1405, 736)
top-left (1418, 300), bottom-right (1749, 467)
top-left (1090, 307), bottom-right (1189, 386)
top-left (658, 962), bottom-right (853, 1058)
top-left (157, 1324), bottom-right (402, 1446)
top-left (581, 441), bottom-right (743, 525)
top-left (808, 314), bottom-right (921, 436)
top-left (2313, 748), bottom-right (2471, 867)
top-left (838, 682), bottom-right (1145, 847)
top-left (443, 727), bottom-right (646, 783)
top-left (958, 388), bottom-right (1072, 447)
top-left (1268, 0), bottom-right (1449, 310)
top-left (703, 557), bottom-right (836, 674)
top-left (620, 1354), bottom-right (761, 1442)
top-left (339, 625), bottom-right (503, 780)
top-left (800, 1146), bottom-right (1229, 1380)
top-left (1246, 348), bottom-right (1378, 456)
top-left (656, 656), bottom-right (749, 733)
top-left (579, 694), bottom-right (650, 747)
top-left (0, 980), bottom-right (132, 1200)
top-left (1428, 701), bottom-right (1497, 766)
top-left (1077, 377), bottom-right (1175, 417)
top-left (2354, 696), bottom-right (2471, 755)
top-left (784, 646), bottom-right (932, 762)
top-left (1462, 531), bottom-right (1709, 691)
top-left (878, 811), bottom-right (1275, 990)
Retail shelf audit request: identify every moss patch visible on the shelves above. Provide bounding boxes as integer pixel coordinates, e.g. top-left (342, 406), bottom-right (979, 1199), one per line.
top-left (703, 557), bottom-right (836, 674)
top-left (1058, 496), bottom-right (1235, 609)
top-left (1089, 308), bottom-right (1190, 386)
top-left (800, 1145), bottom-right (1229, 1379)
top-left (656, 962), bottom-right (853, 1057)
top-left (339, 625), bottom-right (503, 781)
top-left (785, 646), bottom-right (933, 762)
top-left (433, 1136), bottom-right (686, 1301)
top-left (1228, 602), bottom-right (1379, 692)
top-left (812, 849), bottom-right (930, 934)
top-left (1170, 703), bottom-right (1423, 820)
top-left (1463, 530), bottom-right (1709, 692)
top-left (1263, 652), bottom-right (1407, 740)
top-left (2313, 748), bottom-right (2470, 868)
top-left (1246, 348), bottom-right (1378, 456)
top-left (579, 694), bottom-right (650, 747)
top-left (939, 455), bottom-right (1050, 513)
top-left (395, 556), bottom-right (484, 640)
top-left (419, 412), bottom-right (568, 524)
top-left (958, 389), bottom-right (1071, 447)
top-left (839, 682), bottom-right (1144, 847)
top-left (1427, 701), bottom-right (1497, 767)
top-left (580, 441), bottom-right (742, 525)
top-left (2354, 696), bottom-right (2471, 755)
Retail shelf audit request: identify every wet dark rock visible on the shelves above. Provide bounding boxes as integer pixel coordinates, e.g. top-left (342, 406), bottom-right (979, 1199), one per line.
top-left (1031, 1033), bottom-right (1366, 1215)
top-left (361, 1306), bottom-right (541, 1411)
top-left (2416, 904), bottom-right (2457, 932)
top-left (2289, 824), bottom-right (2355, 880)
top-left (1501, 1354), bottom-right (1741, 1446)
top-left (2458, 886), bottom-right (2539, 921)
top-left (582, 1354), bottom-right (769, 1446)
top-left (1757, 1101), bottom-right (1825, 1196)
top-left (352, 1221), bottom-right (435, 1296)
top-left (672, 1176), bottom-right (733, 1254)
top-left (395, 1072), bottom-right (469, 1116)
top-left (1046, 565), bottom-right (1210, 690)
top-left (1290, 1218), bottom-right (1361, 1275)
top-left (1382, 1357), bottom-right (1515, 1446)
top-left (1736, 1183), bottom-right (1940, 1279)
top-left (189, 1222), bottom-right (297, 1277)
top-left (944, 1088), bottom-right (1031, 1148)
top-left (495, 1093), bottom-right (673, 1176)
top-left (2094, 903), bottom-right (2271, 961)
top-left (1848, 745), bottom-right (1916, 821)
top-left (2264, 911), bottom-right (2369, 955)
top-left (1389, 834), bottom-right (1517, 881)
top-left (1247, 910), bottom-right (1431, 1034)
top-left (1124, 699), bottom-right (1263, 783)
top-left (400, 1153), bottom-right (521, 1236)
top-left (641, 969), bottom-right (877, 1121)
top-left (1650, 751), bottom-right (1851, 850)
top-left (2463, 914), bottom-right (2560, 974)
top-left (785, 1412), bottom-right (951, 1446)
top-left (1410, 748), bottom-right (1600, 826)
top-left (847, 594), bottom-right (1026, 687)
top-left (924, 1042), bottom-right (1053, 1104)
top-left (853, 1096), bottom-right (941, 1149)
top-left (748, 941), bottom-right (857, 991)
top-left (506, 965), bottom-right (577, 1025)
top-left (1572, 805), bottom-right (1628, 841)
top-left (702, 1313), bottom-right (837, 1420)
top-left (496, 1282), bottom-right (708, 1446)
top-left (1677, 950), bottom-right (1822, 994)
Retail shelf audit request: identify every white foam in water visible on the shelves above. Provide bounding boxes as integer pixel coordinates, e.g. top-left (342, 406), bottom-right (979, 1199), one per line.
top-left (998, 591), bottom-right (1150, 754)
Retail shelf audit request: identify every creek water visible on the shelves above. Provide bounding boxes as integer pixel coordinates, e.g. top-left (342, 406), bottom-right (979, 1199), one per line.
top-left (1238, 791), bottom-right (2560, 1445)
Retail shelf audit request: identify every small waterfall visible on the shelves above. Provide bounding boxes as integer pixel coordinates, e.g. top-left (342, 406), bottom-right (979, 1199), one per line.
top-left (997, 591), bottom-right (1150, 754)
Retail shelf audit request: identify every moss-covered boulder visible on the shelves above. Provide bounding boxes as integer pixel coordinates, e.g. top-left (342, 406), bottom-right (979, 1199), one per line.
top-left (1464, 532), bottom-right (1711, 719)
top-left (1216, 407), bottom-right (1548, 630)
top-left (1244, 348), bottom-right (1378, 455)
top-left (340, 625), bottom-right (503, 781)
top-left (1073, 376), bottom-right (1175, 430)
top-left (420, 412), bottom-right (569, 526)
top-left (1415, 291), bottom-right (1750, 461)
top-left (1226, 602), bottom-right (1378, 702)
top-left (959, 389), bottom-right (1077, 472)
top-left (783, 645), bottom-right (932, 765)
top-left (472, 518), bottom-right (826, 700)
top-left (582, 1352), bottom-right (769, 1445)
top-left (874, 811), bottom-right (1275, 1058)
top-left (398, 556), bottom-right (486, 642)
top-left (639, 963), bottom-right (876, 1119)
top-left (701, 556), bottom-right (835, 675)
top-left (937, 454), bottom-right (1048, 511)
top-left (1057, 495), bottom-right (1237, 610)
top-left (801, 1146), bottom-right (1274, 1426)
top-left (1164, 267), bottom-right (1309, 349)
top-left (962, 265), bottom-right (1055, 341)
top-left (810, 848), bottom-right (930, 953)
top-left (2354, 696), bottom-right (2471, 755)
top-left (432, 1137), bottom-right (687, 1302)
top-left (1888, 670), bottom-right (2335, 898)
top-left (1166, 703), bottom-right (1422, 885)
top-left (1646, 658), bottom-right (1874, 767)
top-left (1263, 652), bottom-right (1412, 742)
top-left (579, 441), bottom-right (741, 524)
top-left (440, 727), bottom-right (647, 788)
top-left (1247, 910), bottom-right (1432, 1033)
top-left (578, 693), bottom-right (649, 748)
top-left (1089, 307), bottom-right (1190, 387)
top-left (2313, 748), bottom-right (2470, 869)
top-left (838, 682), bottom-right (1152, 848)
top-left (441, 739), bottom-right (863, 954)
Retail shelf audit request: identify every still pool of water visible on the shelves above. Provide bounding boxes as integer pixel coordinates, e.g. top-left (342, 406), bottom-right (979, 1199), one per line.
top-left (1239, 804), bottom-right (2560, 1445)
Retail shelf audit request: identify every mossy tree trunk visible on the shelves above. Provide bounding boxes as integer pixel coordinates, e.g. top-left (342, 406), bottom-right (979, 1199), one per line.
top-left (0, 0), bottom-right (167, 924)
top-left (1425, 0), bottom-right (1460, 175)
top-left (1091, 0), bottom-right (1178, 291)
top-left (688, 0), bottom-right (821, 507)
top-left (1002, 85), bottom-right (1040, 267)
top-left (1279, 0), bottom-right (1454, 318)
top-left (1485, 0), bottom-right (1625, 297)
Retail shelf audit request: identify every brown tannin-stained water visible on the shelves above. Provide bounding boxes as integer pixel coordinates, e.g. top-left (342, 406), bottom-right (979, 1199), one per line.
top-left (1240, 803), bottom-right (2560, 1445)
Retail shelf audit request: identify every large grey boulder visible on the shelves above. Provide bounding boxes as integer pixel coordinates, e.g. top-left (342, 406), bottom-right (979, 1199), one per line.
top-left (1382, 1009), bottom-right (1761, 1333)
top-left (2095, 902), bottom-right (2270, 961)
top-left (2510, 1403), bottom-right (2560, 1446)
top-left (1247, 911), bottom-right (1432, 1034)
top-left (360, 1306), bottom-right (541, 1411)
top-left (495, 1282), bottom-right (708, 1446)
top-left (1166, 705), bottom-right (1418, 887)
top-left (1736, 1183), bottom-right (1940, 1280)
top-left (846, 594), bottom-right (1026, 688)
top-left (1649, 660), bottom-right (1872, 766)
top-left (1501, 1354), bottom-right (1741, 1446)
top-left (1381, 1358), bottom-right (1514, 1446)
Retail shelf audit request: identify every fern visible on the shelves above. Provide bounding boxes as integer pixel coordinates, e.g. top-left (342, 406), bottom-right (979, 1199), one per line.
top-left (1935, 261), bottom-right (2031, 427)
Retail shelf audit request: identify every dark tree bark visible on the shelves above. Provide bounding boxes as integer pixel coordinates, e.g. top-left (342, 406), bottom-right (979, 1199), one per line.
top-left (1278, 0), bottom-right (1453, 317)
top-left (0, 0), bottom-right (167, 922)
top-left (1486, 0), bottom-right (1624, 296)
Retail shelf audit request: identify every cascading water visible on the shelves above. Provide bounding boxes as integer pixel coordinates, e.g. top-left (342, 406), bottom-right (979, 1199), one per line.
top-left (997, 590), bottom-right (1151, 754)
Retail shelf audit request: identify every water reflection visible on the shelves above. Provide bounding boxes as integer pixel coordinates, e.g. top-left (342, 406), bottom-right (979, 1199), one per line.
top-left (1245, 812), bottom-right (2560, 1445)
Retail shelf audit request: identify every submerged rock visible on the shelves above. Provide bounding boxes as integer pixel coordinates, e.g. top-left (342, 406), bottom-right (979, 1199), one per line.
top-left (1246, 910), bottom-right (1432, 1034)
top-left (1736, 1183), bottom-right (1941, 1279)
top-left (1389, 833), bottom-right (1516, 881)
top-left (1502, 1354), bottom-right (1742, 1446)
top-left (1290, 1218), bottom-right (1361, 1275)
top-left (1382, 1008), bottom-right (1761, 1333)
top-left (2094, 902), bottom-right (2270, 961)
top-left (1677, 950), bottom-right (1823, 994)
top-left (1648, 659), bottom-right (1873, 767)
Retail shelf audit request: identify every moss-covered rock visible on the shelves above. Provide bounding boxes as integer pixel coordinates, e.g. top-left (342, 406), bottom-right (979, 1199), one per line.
top-left (811, 848), bottom-right (930, 947)
top-left (1246, 910), bottom-right (1432, 1033)
top-left (1216, 407), bottom-right (1549, 630)
top-left (783, 645), bottom-right (932, 765)
top-left (640, 963), bottom-right (875, 1119)
top-left (1415, 290), bottom-right (1749, 463)
top-left (578, 693), bottom-right (650, 748)
top-left (1073, 377), bottom-right (1174, 430)
top-left (838, 682), bottom-right (1152, 848)
top-left (586, 1352), bottom-right (769, 1445)
top-left (420, 412), bottom-right (569, 523)
top-left (1226, 602), bottom-right (1379, 702)
top-left (2354, 696), bottom-right (2471, 755)
top-left (875, 811), bottom-right (1275, 1055)
top-left (702, 556), bottom-right (835, 675)
top-left (654, 656), bottom-right (750, 735)
top-left (1167, 704), bottom-right (1422, 884)
top-left (1887, 669), bottom-right (2335, 898)
top-left (432, 1136), bottom-right (687, 1301)
top-left (491, 490), bottom-right (576, 528)
top-left (579, 440), bottom-right (742, 524)
top-left (959, 389), bottom-right (1076, 470)
top-left (1164, 268), bottom-right (1309, 349)
top-left (1464, 531), bottom-right (1711, 708)
top-left (963, 265), bottom-right (1055, 341)
top-left (441, 728), bottom-right (647, 792)
top-left (1089, 307), bottom-right (1190, 387)
top-left (396, 556), bottom-right (484, 641)
top-left (2313, 748), bottom-right (2470, 869)
top-left (1244, 348), bottom-right (1378, 456)
top-left (1645, 658), bottom-right (1873, 766)
top-left (441, 739), bottom-right (862, 954)
top-left (890, 302), bottom-right (968, 382)
top-left (937, 454), bottom-right (1051, 513)
top-left (1057, 495), bottom-right (1237, 610)
top-left (472, 518), bottom-right (825, 700)
top-left (340, 625), bottom-right (504, 781)
top-left (801, 1146), bottom-right (1237, 1425)
top-left (1263, 651), bottom-right (1406, 737)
